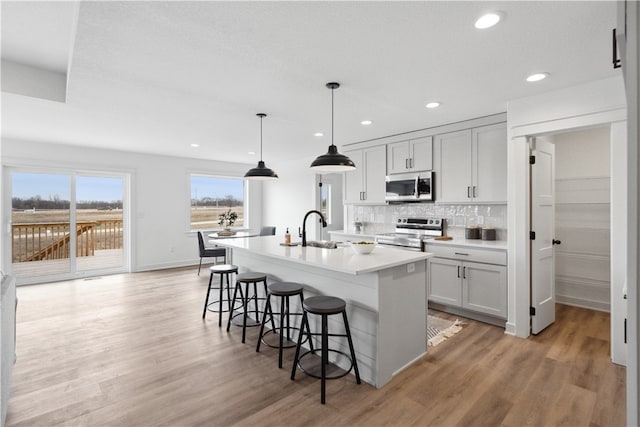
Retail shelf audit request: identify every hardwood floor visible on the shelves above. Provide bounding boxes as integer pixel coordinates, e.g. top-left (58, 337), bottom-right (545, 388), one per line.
top-left (6, 266), bottom-right (625, 426)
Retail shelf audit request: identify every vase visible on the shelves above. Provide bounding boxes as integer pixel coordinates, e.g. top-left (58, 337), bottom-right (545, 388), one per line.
top-left (218, 228), bottom-right (236, 237)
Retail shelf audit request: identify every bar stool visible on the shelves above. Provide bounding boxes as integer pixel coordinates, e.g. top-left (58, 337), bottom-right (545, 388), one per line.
top-left (202, 264), bottom-right (238, 327)
top-left (256, 282), bottom-right (311, 368)
top-left (291, 295), bottom-right (361, 404)
top-left (226, 271), bottom-right (268, 343)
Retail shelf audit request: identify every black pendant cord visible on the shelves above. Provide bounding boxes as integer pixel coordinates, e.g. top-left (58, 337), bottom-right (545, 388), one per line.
top-left (257, 112), bottom-right (266, 163)
top-left (330, 86), bottom-right (335, 148)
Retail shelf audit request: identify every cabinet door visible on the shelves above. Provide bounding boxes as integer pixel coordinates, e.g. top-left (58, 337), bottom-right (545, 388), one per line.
top-left (343, 149), bottom-right (364, 204)
top-left (387, 141), bottom-right (410, 174)
top-left (410, 136), bottom-right (433, 171)
top-left (428, 258), bottom-right (462, 306)
top-left (435, 130), bottom-right (472, 203)
top-left (363, 145), bottom-right (387, 203)
top-left (462, 261), bottom-right (507, 318)
top-left (472, 123), bottom-right (507, 202)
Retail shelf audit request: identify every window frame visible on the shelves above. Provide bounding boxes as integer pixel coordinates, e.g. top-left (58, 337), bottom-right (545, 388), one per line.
top-left (187, 172), bottom-right (247, 233)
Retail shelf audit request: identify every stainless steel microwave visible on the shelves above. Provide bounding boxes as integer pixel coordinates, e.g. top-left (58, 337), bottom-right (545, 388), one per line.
top-left (385, 172), bottom-right (434, 202)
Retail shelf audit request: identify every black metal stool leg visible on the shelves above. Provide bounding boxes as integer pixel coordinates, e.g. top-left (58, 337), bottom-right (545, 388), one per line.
top-left (242, 283), bottom-right (250, 343)
top-left (226, 272), bottom-right (232, 305)
top-left (321, 313), bottom-right (328, 404)
top-left (218, 272), bottom-right (225, 327)
top-left (202, 272), bottom-right (214, 319)
top-left (256, 294), bottom-right (273, 353)
top-left (226, 282), bottom-right (240, 332)
top-left (291, 312), bottom-right (308, 380)
top-left (342, 310), bottom-right (361, 384)
top-left (278, 295), bottom-right (286, 368)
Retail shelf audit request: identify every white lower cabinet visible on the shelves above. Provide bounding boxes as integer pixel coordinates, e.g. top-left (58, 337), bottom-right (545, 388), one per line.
top-left (427, 246), bottom-right (507, 319)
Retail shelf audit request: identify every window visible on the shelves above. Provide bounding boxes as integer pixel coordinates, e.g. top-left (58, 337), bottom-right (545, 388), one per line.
top-left (321, 183), bottom-right (331, 225)
top-left (190, 175), bottom-right (245, 231)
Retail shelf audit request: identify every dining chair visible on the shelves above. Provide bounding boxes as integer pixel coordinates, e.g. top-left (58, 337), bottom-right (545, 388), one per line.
top-left (260, 226), bottom-right (276, 236)
top-left (197, 231), bottom-right (226, 275)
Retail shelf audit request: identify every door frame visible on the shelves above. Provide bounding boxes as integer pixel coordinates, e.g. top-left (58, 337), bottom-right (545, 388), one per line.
top-left (508, 109), bottom-right (626, 338)
top-left (2, 165), bottom-right (132, 285)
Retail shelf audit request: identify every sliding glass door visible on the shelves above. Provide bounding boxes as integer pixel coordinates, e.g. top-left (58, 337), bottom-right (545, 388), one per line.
top-left (9, 170), bottom-right (128, 283)
top-left (11, 172), bottom-right (72, 277)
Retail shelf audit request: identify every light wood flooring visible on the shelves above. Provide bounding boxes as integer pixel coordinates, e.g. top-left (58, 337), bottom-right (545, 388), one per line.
top-left (6, 266), bottom-right (625, 426)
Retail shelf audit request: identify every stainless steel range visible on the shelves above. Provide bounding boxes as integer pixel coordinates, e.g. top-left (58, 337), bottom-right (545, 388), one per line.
top-left (375, 217), bottom-right (444, 251)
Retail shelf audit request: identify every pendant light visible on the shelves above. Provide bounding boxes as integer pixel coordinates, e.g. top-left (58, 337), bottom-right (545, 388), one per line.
top-left (244, 113), bottom-right (279, 180)
top-left (310, 82), bottom-right (356, 172)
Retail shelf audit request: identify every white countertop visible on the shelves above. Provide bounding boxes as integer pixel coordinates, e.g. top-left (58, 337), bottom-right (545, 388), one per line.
top-left (213, 235), bottom-right (431, 275)
top-left (424, 238), bottom-right (507, 250)
top-left (329, 230), bottom-right (507, 251)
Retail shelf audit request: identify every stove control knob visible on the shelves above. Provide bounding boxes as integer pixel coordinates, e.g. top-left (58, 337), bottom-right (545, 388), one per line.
top-left (397, 218), bottom-right (402, 223)
top-left (428, 219), bottom-right (433, 224)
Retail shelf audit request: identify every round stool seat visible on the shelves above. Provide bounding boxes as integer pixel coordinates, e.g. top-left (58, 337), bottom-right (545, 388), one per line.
top-left (236, 272), bottom-right (268, 282)
top-left (303, 296), bottom-right (346, 315)
top-left (209, 264), bottom-right (238, 274)
top-left (269, 282), bottom-right (304, 296)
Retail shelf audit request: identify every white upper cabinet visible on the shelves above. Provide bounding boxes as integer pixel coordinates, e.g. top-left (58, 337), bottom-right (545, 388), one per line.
top-left (344, 145), bottom-right (387, 204)
top-left (435, 130), bottom-right (473, 202)
top-left (472, 123), bottom-right (508, 202)
top-left (387, 137), bottom-right (433, 174)
top-left (435, 123), bottom-right (507, 203)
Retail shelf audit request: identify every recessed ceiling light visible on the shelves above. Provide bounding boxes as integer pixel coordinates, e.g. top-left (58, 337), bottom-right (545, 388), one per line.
top-left (475, 12), bottom-right (502, 29)
top-left (361, 120), bottom-right (373, 125)
top-left (425, 102), bottom-right (441, 109)
top-left (314, 132), bottom-right (324, 137)
top-left (248, 151), bottom-right (256, 155)
top-left (526, 72), bottom-right (549, 82)
top-left (190, 143), bottom-right (200, 148)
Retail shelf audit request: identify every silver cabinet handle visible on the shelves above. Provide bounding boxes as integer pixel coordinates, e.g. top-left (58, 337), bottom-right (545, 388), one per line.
top-left (454, 252), bottom-right (469, 256)
top-left (467, 186), bottom-right (471, 198)
top-left (405, 158), bottom-right (409, 169)
top-left (457, 265), bottom-right (460, 278)
top-left (362, 191), bottom-right (366, 200)
top-left (473, 186), bottom-right (477, 198)
top-left (463, 266), bottom-right (467, 279)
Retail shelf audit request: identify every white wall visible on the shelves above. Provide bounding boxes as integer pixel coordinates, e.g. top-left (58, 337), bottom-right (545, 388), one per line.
top-left (262, 156), bottom-right (321, 241)
top-left (1, 138), bottom-right (262, 274)
top-left (554, 127), bottom-right (611, 179)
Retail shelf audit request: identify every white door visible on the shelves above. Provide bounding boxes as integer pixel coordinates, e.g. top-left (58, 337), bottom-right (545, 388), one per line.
top-left (531, 138), bottom-right (556, 334)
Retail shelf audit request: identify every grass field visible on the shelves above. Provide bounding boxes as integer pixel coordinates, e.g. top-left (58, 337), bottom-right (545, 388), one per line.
top-left (12, 206), bottom-right (244, 229)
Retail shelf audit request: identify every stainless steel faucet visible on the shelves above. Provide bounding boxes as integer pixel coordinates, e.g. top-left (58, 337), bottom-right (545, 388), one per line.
top-left (301, 210), bottom-right (327, 247)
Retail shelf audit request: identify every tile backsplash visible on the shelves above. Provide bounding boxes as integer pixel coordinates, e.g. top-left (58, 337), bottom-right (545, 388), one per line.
top-left (346, 204), bottom-right (508, 240)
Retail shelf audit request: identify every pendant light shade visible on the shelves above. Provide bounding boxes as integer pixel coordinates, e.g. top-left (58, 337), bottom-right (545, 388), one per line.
top-left (310, 82), bottom-right (356, 172)
top-left (244, 113), bottom-right (278, 180)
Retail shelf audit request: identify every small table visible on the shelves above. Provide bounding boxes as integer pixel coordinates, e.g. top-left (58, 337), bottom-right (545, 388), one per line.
top-left (208, 231), bottom-right (259, 239)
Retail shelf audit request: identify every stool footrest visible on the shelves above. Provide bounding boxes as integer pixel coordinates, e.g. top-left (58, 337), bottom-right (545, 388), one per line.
top-left (296, 349), bottom-right (355, 380)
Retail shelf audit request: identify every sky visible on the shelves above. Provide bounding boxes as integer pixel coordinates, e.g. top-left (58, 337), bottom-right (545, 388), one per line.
top-left (12, 173), bottom-right (244, 202)
top-left (190, 175), bottom-right (243, 200)
top-left (12, 173), bottom-right (123, 202)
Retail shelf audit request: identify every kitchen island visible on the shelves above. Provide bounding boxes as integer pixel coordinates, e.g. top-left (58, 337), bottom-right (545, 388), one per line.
top-left (213, 235), bottom-right (432, 388)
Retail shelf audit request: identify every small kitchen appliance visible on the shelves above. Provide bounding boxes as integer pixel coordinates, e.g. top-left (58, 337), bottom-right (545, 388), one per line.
top-left (385, 172), bottom-right (435, 203)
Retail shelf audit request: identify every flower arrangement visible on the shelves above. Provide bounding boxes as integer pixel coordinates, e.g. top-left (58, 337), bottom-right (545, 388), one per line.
top-left (218, 209), bottom-right (238, 229)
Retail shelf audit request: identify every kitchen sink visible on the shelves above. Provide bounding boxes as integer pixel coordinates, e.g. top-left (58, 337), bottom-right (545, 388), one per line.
top-left (306, 240), bottom-right (339, 249)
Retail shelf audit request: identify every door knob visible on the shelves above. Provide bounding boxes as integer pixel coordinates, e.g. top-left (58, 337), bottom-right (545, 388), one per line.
top-left (552, 239), bottom-right (562, 245)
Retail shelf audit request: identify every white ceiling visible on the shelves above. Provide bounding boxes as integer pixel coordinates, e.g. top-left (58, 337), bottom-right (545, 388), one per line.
top-left (1, 1), bottom-right (619, 166)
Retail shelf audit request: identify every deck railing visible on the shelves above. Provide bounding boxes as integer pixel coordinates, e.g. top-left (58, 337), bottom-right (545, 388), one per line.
top-left (11, 220), bottom-right (123, 263)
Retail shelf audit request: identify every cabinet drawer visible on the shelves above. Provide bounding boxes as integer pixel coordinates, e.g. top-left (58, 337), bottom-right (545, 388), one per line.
top-left (424, 245), bottom-right (506, 265)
